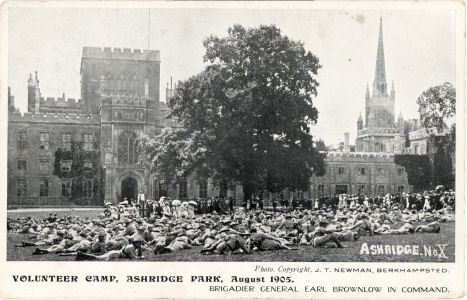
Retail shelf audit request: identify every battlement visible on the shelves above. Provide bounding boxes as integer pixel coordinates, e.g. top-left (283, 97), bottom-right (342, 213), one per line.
top-left (357, 126), bottom-right (399, 137)
top-left (40, 96), bottom-right (83, 108)
top-left (9, 111), bottom-right (100, 124)
top-left (82, 47), bottom-right (160, 62)
top-left (326, 151), bottom-right (396, 162)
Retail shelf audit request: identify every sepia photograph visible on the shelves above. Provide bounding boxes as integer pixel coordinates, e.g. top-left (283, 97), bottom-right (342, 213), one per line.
top-left (5, 5), bottom-right (458, 266)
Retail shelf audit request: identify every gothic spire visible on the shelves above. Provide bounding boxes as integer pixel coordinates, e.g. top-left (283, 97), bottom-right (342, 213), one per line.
top-left (373, 17), bottom-right (387, 96)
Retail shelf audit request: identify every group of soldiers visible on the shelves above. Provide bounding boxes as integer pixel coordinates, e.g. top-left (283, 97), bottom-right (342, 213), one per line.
top-left (7, 187), bottom-right (455, 260)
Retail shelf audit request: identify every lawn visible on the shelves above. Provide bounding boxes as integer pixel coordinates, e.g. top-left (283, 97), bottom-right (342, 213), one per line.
top-left (7, 210), bottom-right (455, 262)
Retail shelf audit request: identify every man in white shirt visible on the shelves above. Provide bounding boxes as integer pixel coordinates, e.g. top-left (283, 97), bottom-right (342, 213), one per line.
top-left (137, 190), bottom-right (146, 217)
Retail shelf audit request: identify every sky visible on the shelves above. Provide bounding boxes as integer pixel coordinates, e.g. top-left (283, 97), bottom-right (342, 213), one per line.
top-left (8, 7), bottom-right (456, 145)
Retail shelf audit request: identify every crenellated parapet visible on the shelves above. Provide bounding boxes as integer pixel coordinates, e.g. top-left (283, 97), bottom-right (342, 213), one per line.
top-left (8, 111), bottom-right (100, 124)
top-left (326, 151), bottom-right (397, 163)
top-left (39, 96), bottom-right (83, 108)
top-left (82, 47), bottom-right (160, 62)
top-left (357, 126), bottom-right (400, 137)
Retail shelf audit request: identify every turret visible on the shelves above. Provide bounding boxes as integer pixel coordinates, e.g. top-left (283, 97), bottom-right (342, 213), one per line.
top-left (357, 112), bottom-right (363, 130)
top-left (397, 111), bottom-right (404, 132)
top-left (27, 71), bottom-right (41, 113)
top-left (397, 111), bottom-right (403, 124)
top-left (8, 86), bottom-right (16, 112)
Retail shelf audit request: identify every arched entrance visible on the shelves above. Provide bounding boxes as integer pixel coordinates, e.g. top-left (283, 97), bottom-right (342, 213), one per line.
top-left (121, 177), bottom-right (138, 204)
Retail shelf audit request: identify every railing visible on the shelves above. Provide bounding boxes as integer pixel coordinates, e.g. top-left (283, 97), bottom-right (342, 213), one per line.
top-left (7, 196), bottom-right (104, 209)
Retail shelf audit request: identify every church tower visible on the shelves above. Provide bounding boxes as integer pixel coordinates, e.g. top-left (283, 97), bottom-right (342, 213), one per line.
top-left (356, 17), bottom-right (399, 153)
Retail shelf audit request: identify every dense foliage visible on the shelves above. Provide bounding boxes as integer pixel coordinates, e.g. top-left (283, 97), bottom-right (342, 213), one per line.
top-left (394, 154), bottom-right (432, 192)
top-left (416, 82), bottom-right (456, 174)
top-left (139, 24), bottom-right (325, 199)
top-left (53, 141), bottom-right (103, 205)
top-left (417, 82), bottom-right (455, 132)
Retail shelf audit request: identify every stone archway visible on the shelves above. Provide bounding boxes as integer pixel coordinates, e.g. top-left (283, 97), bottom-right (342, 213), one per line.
top-left (121, 177), bottom-right (138, 203)
top-left (116, 170), bottom-right (145, 202)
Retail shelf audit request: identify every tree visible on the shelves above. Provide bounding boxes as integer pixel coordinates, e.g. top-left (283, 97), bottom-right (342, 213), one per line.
top-left (315, 139), bottom-right (328, 152)
top-left (416, 82), bottom-right (456, 180)
top-left (417, 82), bottom-right (455, 131)
top-left (139, 24), bottom-right (325, 199)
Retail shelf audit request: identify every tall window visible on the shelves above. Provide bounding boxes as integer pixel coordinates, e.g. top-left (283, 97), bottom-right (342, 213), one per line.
top-left (297, 190), bottom-right (304, 199)
top-left (39, 160), bottom-right (49, 173)
top-left (16, 179), bottom-right (27, 197)
top-left (40, 132), bottom-right (49, 150)
top-left (179, 180), bottom-right (188, 199)
top-left (337, 166), bottom-right (345, 175)
top-left (17, 160), bottom-right (27, 170)
top-left (62, 133), bottom-right (72, 151)
top-left (377, 168), bottom-right (386, 175)
top-left (129, 80), bottom-right (136, 95)
top-left (83, 134), bottom-right (93, 151)
top-left (414, 144), bottom-right (419, 154)
top-left (39, 179), bottom-right (48, 197)
top-left (199, 180), bottom-right (208, 199)
top-left (62, 181), bottom-right (71, 197)
top-left (118, 131), bottom-right (138, 164)
top-left (83, 180), bottom-right (93, 198)
top-left (17, 131), bottom-right (27, 149)
top-left (317, 184), bottom-right (325, 195)
top-left (357, 167), bottom-right (366, 176)
top-left (398, 186), bottom-right (405, 193)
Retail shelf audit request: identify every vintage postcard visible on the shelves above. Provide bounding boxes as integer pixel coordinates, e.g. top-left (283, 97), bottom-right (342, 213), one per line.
top-left (0, 1), bottom-right (464, 299)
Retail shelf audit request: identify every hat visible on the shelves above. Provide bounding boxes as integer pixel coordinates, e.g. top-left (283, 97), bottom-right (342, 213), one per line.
top-left (219, 226), bottom-right (230, 233)
top-left (237, 227), bottom-right (250, 235)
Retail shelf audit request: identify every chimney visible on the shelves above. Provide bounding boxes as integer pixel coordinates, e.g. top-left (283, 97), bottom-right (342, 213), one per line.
top-left (344, 132), bottom-right (350, 152)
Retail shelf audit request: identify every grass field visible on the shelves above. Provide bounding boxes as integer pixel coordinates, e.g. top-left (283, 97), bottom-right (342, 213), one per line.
top-left (7, 210), bottom-right (455, 262)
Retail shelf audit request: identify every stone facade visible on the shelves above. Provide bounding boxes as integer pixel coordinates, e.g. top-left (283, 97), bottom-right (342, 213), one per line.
top-left (7, 47), bottom-right (243, 208)
top-left (311, 152), bottom-right (410, 197)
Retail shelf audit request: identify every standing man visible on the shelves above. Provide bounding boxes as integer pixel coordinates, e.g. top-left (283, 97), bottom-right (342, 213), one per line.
top-left (138, 190), bottom-right (146, 217)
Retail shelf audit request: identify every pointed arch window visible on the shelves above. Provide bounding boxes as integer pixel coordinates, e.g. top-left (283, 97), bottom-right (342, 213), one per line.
top-left (118, 131), bottom-right (138, 164)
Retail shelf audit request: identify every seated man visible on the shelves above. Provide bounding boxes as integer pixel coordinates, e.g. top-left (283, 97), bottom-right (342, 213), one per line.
top-left (349, 214), bottom-right (374, 236)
